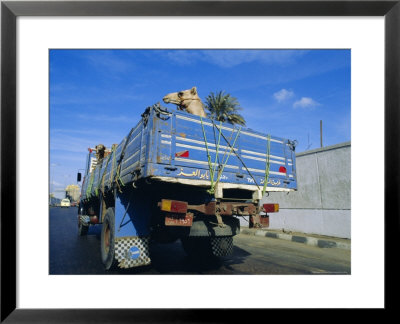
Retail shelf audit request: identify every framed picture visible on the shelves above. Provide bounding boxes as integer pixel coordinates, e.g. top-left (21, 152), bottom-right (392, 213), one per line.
top-left (1, 0), bottom-right (397, 321)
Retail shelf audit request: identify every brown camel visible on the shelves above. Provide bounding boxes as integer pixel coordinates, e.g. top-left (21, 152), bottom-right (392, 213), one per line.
top-left (163, 86), bottom-right (207, 117)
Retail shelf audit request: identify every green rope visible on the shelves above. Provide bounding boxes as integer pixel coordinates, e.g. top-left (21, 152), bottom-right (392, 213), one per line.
top-left (200, 116), bottom-right (215, 192)
top-left (218, 126), bottom-right (236, 171)
top-left (213, 126), bottom-right (242, 190)
top-left (210, 120), bottom-right (223, 166)
top-left (107, 144), bottom-right (125, 192)
top-left (114, 149), bottom-right (126, 192)
top-left (262, 134), bottom-right (271, 197)
top-left (110, 145), bottom-right (117, 185)
top-left (116, 165), bottom-right (125, 189)
top-left (213, 121), bottom-right (223, 174)
top-left (114, 131), bottom-right (136, 192)
top-left (86, 165), bottom-right (96, 196)
top-left (95, 148), bottom-right (114, 196)
top-left (209, 121), bottom-right (224, 192)
top-left (95, 164), bottom-right (103, 197)
top-left (200, 117), bottom-right (242, 194)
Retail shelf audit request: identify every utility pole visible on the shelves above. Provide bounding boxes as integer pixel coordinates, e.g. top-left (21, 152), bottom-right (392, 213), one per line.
top-left (306, 132), bottom-right (312, 151)
top-left (320, 120), bottom-right (323, 148)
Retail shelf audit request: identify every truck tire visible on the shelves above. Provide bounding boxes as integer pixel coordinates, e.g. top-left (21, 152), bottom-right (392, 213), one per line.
top-left (181, 236), bottom-right (233, 259)
top-left (181, 237), bottom-right (214, 259)
top-left (78, 223), bottom-right (89, 236)
top-left (101, 207), bottom-right (117, 270)
top-left (77, 205), bottom-right (88, 236)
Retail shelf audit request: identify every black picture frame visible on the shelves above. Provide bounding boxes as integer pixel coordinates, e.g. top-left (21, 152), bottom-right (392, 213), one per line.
top-left (1, 0), bottom-right (398, 322)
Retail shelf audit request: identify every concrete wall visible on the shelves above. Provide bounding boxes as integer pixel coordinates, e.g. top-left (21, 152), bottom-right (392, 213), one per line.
top-left (241, 142), bottom-right (351, 239)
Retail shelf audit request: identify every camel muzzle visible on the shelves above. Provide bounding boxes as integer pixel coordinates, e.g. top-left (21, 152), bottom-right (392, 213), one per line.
top-left (163, 96), bottom-right (180, 105)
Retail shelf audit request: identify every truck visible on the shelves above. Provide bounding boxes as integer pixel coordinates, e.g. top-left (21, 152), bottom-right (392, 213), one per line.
top-left (77, 103), bottom-right (298, 270)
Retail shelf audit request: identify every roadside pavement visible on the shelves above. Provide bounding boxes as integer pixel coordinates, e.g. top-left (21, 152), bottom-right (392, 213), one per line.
top-left (240, 227), bottom-right (351, 250)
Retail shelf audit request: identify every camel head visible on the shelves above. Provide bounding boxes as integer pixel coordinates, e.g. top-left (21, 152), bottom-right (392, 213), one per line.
top-left (163, 86), bottom-right (207, 117)
top-left (95, 144), bottom-right (106, 160)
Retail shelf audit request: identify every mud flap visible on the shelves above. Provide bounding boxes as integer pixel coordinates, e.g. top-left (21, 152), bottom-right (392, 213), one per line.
top-left (210, 236), bottom-right (233, 257)
top-left (114, 236), bottom-right (151, 269)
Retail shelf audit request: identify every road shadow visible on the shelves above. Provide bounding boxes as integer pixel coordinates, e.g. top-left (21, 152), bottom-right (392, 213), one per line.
top-left (92, 240), bottom-right (254, 275)
top-left (147, 241), bottom-right (252, 274)
top-left (50, 207), bottom-right (252, 275)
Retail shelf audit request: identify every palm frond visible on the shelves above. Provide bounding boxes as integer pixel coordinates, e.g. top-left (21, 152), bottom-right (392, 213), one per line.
top-left (204, 90), bottom-right (246, 126)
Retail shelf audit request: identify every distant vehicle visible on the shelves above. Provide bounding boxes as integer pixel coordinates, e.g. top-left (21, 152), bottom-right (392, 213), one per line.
top-left (71, 202), bottom-right (77, 207)
top-left (60, 199), bottom-right (71, 208)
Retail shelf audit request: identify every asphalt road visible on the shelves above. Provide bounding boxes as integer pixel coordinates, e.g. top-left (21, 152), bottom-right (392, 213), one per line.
top-left (49, 207), bottom-right (351, 275)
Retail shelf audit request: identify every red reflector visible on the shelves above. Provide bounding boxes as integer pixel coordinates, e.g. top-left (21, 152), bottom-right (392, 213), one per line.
top-left (160, 199), bottom-right (188, 213)
top-left (170, 200), bottom-right (188, 213)
top-left (89, 216), bottom-right (99, 224)
top-left (263, 203), bottom-right (279, 213)
top-left (175, 150), bottom-right (189, 158)
top-left (279, 166), bottom-right (287, 173)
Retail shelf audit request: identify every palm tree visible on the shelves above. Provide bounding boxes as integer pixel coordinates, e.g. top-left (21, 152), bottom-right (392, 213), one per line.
top-left (204, 91), bottom-right (246, 126)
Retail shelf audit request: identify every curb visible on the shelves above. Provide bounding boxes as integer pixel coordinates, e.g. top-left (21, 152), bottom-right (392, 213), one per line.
top-left (240, 228), bottom-right (351, 250)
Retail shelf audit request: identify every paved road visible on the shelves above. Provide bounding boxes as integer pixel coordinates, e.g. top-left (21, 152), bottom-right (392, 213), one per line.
top-left (49, 207), bottom-right (351, 275)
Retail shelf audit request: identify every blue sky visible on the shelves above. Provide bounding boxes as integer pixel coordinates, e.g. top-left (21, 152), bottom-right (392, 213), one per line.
top-left (50, 49), bottom-right (350, 198)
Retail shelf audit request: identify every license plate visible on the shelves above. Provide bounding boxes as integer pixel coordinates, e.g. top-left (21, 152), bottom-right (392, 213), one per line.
top-left (165, 212), bottom-right (193, 227)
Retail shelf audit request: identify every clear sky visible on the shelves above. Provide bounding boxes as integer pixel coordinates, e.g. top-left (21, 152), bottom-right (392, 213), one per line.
top-left (50, 49), bottom-right (351, 198)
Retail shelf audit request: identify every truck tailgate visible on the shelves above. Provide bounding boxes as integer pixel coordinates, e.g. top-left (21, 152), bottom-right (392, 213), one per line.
top-left (82, 105), bottom-right (297, 200)
top-left (145, 106), bottom-right (297, 191)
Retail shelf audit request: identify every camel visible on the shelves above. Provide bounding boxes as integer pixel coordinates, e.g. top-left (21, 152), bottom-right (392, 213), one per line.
top-left (163, 86), bottom-right (207, 117)
top-left (95, 144), bottom-right (106, 161)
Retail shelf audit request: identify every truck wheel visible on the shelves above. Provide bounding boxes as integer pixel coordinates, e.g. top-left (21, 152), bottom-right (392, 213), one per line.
top-left (101, 207), bottom-right (117, 270)
top-left (77, 205), bottom-right (88, 236)
top-left (181, 237), bottom-right (214, 259)
top-left (78, 223), bottom-right (89, 236)
top-left (210, 236), bottom-right (233, 257)
top-left (181, 236), bottom-right (233, 258)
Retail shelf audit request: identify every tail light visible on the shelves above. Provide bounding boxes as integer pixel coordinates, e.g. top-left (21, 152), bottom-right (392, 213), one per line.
top-left (279, 166), bottom-right (287, 174)
top-left (160, 199), bottom-right (188, 213)
top-left (90, 216), bottom-right (99, 224)
top-left (263, 203), bottom-right (279, 213)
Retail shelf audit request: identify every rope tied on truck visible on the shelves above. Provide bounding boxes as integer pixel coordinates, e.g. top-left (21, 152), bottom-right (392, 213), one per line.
top-left (113, 127), bottom-right (136, 193)
top-left (200, 116), bottom-right (241, 194)
top-left (262, 134), bottom-right (271, 197)
top-left (86, 167), bottom-right (96, 197)
top-left (95, 145), bottom-right (116, 197)
top-left (200, 116), bottom-right (216, 193)
top-left (200, 117), bottom-right (271, 195)
top-left (208, 117), bottom-right (261, 190)
top-left (114, 162), bottom-right (125, 193)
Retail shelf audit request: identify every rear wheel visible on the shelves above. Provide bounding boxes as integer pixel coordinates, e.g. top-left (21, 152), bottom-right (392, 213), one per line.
top-left (181, 236), bottom-right (233, 258)
top-left (78, 223), bottom-right (89, 236)
top-left (77, 205), bottom-right (89, 236)
top-left (181, 237), bottom-right (214, 259)
top-left (101, 207), bottom-right (117, 270)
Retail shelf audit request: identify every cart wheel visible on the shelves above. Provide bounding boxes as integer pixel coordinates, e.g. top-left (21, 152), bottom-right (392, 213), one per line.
top-left (101, 207), bottom-right (117, 270)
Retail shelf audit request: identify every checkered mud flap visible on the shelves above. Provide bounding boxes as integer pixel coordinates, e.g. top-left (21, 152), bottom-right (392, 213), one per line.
top-left (114, 236), bottom-right (151, 269)
top-left (79, 215), bottom-right (90, 225)
top-left (211, 236), bottom-right (233, 257)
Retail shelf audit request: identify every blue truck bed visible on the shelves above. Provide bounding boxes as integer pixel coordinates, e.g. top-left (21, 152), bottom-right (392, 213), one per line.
top-left (81, 104), bottom-right (297, 200)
